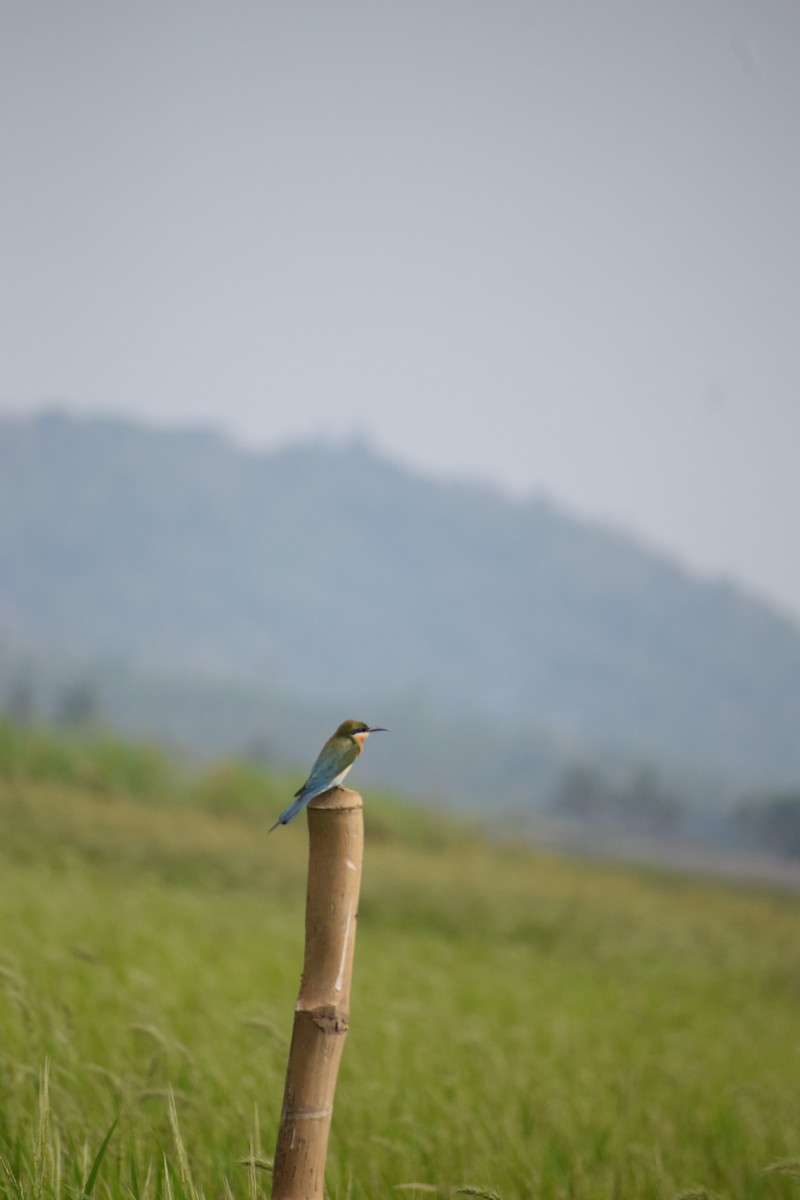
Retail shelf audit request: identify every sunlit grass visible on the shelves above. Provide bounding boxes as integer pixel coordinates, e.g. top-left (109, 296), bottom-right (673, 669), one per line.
top-left (1, 722), bottom-right (799, 1198)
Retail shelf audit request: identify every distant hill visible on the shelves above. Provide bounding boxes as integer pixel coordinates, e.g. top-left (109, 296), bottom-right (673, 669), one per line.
top-left (2, 409), bottom-right (800, 801)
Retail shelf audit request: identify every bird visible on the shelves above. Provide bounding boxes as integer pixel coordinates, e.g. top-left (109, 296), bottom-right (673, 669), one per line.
top-left (269, 719), bottom-right (387, 832)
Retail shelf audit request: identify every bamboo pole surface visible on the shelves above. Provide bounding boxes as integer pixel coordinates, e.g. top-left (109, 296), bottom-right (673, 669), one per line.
top-left (271, 786), bottom-right (364, 1200)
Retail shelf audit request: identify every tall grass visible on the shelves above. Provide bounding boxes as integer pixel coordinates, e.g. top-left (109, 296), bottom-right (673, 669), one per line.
top-left (1, 720), bottom-right (799, 1198)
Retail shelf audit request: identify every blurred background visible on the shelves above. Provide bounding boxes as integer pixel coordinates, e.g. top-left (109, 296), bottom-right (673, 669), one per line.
top-left (2, 1), bottom-right (800, 864)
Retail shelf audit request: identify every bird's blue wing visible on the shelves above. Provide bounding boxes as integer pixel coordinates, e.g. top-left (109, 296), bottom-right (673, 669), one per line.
top-left (296, 742), bottom-right (359, 802)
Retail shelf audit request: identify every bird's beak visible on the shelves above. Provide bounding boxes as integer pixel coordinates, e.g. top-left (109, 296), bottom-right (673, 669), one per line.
top-left (368, 726), bottom-right (388, 733)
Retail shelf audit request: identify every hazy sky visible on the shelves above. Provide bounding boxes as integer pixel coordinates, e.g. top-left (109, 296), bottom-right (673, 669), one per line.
top-left (3, 2), bottom-right (800, 619)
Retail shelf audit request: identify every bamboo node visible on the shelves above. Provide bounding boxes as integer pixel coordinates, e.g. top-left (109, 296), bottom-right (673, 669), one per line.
top-left (307, 1004), bottom-right (349, 1034)
top-left (294, 1000), bottom-right (350, 1034)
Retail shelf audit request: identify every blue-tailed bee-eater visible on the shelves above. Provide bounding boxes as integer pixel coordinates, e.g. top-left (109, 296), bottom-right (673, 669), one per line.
top-left (269, 719), bottom-right (387, 832)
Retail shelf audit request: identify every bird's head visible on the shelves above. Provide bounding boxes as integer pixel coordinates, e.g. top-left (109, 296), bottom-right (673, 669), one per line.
top-left (336, 719), bottom-right (388, 747)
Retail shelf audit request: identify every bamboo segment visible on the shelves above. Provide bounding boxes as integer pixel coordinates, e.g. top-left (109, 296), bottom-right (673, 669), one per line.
top-left (271, 786), bottom-right (364, 1200)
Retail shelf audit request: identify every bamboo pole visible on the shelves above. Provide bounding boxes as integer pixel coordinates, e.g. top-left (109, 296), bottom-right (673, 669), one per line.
top-left (271, 786), bottom-right (364, 1200)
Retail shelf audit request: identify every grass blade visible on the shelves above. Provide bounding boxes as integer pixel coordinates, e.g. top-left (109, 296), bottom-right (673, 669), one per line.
top-left (34, 1059), bottom-right (50, 1200)
top-left (83, 1116), bottom-right (119, 1199)
top-left (129, 1147), bottom-right (141, 1200)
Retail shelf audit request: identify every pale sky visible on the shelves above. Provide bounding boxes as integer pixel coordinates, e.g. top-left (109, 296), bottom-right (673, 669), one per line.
top-left (3, 2), bottom-right (800, 619)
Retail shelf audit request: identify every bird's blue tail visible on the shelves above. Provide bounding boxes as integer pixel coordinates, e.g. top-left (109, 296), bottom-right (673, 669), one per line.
top-left (268, 791), bottom-right (309, 833)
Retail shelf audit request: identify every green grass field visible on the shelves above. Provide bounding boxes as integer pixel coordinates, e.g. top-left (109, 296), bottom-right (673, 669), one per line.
top-left (1, 722), bottom-right (799, 1200)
